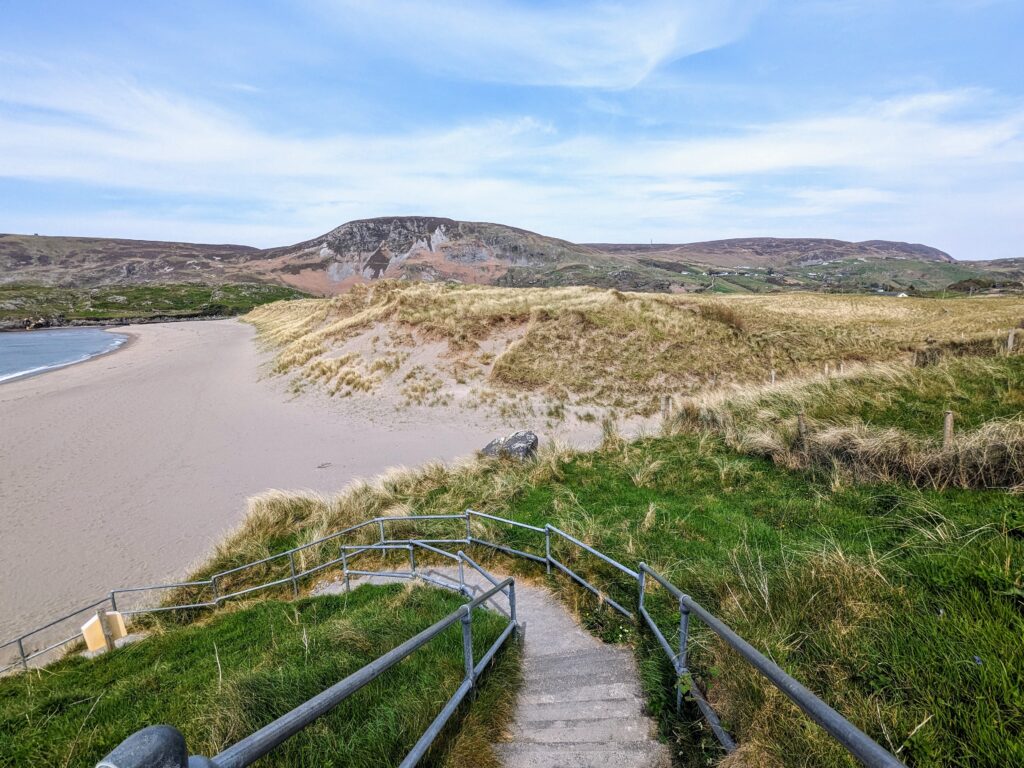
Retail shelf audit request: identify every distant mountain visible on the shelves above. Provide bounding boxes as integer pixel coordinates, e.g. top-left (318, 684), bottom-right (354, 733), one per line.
top-left (587, 237), bottom-right (954, 269)
top-left (1, 220), bottom-right (1011, 295)
top-left (0, 233), bottom-right (257, 287)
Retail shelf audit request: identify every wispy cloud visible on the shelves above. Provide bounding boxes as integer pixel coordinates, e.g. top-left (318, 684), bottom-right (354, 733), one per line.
top-left (311, 0), bottom-right (763, 88)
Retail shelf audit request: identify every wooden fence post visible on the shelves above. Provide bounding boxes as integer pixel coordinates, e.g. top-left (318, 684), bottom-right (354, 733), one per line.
top-left (943, 411), bottom-right (954, 448)
top-left (1009, 329), bottom-right (1017, 354)
top-left (797, 411), bottom-right (807, 447)
top-left (661, 394), bottom-right (672, 423)
top-left (770, 368), bottom-right (776, 385)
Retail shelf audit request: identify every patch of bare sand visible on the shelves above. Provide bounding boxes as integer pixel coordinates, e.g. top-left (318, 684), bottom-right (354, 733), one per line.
top-left (0, 319), bottom-right (627, 642)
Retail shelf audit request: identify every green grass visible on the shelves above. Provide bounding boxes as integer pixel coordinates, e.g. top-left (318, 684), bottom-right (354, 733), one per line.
top-left (0, 283), bottom-right (306, 325)
top-left (208, 429), bottom-right (1024, 767)
top-left (723, 356), bottom-right (1024, 437)
top-left (0, 585), bottom-right (510, 768)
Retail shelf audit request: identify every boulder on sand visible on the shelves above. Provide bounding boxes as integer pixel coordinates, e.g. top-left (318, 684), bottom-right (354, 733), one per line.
top-left (481, 430), bottom-right (538, 460)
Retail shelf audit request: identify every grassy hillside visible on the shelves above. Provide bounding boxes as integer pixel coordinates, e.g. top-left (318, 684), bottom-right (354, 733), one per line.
top-left (182, 427), bottom-right (1022, 767)
top-left (0, 283), bottom-right (306, 328)
top-left (244, 282), bottom-right (1022, 412)
top-left (0, 585), bottom-right (512, 768)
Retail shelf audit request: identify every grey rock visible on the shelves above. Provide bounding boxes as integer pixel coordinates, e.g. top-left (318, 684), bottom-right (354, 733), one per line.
top-left (482, 430), bottom-right (538, 460)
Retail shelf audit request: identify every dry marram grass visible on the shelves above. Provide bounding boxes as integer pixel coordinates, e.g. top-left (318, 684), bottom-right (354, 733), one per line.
top-left (244, 282), bottom-right (1023, 413)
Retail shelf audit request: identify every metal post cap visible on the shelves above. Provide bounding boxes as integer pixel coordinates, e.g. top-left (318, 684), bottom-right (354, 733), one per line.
top-left (97, 725), bottom-right (187, 768)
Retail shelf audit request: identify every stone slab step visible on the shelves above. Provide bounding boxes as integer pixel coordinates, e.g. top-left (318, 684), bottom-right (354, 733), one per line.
top-left (517, 697), bottom-right (647, 723)
top-left (510, 717), bottom-right (656, 744)
top-left (494, 741), bottom-right (671, 768)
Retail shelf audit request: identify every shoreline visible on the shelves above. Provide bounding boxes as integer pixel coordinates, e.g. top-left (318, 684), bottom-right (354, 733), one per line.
top-left (0, 319), bottom-right (610, 641)
top-left (0, 327), bottom-right (133, 385)
top-left (0, 312), bottom-right (246, 333)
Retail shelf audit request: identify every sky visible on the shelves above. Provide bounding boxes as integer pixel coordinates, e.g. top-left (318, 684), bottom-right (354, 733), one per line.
top-left (1, 1), bottom-right (1022, 259)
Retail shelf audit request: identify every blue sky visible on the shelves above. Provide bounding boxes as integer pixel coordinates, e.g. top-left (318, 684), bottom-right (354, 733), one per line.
top-left (1, 1), bottom-right (1022, 258)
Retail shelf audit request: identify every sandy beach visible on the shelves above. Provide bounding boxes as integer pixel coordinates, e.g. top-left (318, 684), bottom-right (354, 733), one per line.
top-left (0, 319), bottom-right (606, 643)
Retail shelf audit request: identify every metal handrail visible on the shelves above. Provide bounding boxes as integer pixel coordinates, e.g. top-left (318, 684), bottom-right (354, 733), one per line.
top-left (98, 572), bottom-right (517, 768)
top-left (638, 563), bottom-right (903, 768)
top-left (7, 509), bottom-right (906, 768)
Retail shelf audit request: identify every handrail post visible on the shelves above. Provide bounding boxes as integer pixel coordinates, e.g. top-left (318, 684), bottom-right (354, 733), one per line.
top-left (408, 545), bottom-right (416, 575)
top-left (211, 576), bottom-right (220, 607)
top-left (341, 549), bottom-right (350, 592)
top-left (378, 519), bottom-right (386, 544)
top-left (109, 591), bottom-right (118, 613)
top-left (17, 637), bottom-right (27, 671)
top-left (464, 510), bottom-right (471, 543)
top-left (458, 554), bottom-right (466, 595)
top-left (509, 580), bottom-right (517, 626)
top-left (638, 568), bottom-right (646, 611)
top-left (677, 596), bottom-right (690, 713)
top-left (461, 607), bottom-right (475, 683)
top-left (288, 552), bottom-right (299, 598)
top-left (544, 524), bottom-right (551, 575)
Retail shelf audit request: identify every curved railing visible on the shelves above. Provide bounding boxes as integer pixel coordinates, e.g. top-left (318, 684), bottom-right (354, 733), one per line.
top-left (3, 510), bottom-right (906, 768)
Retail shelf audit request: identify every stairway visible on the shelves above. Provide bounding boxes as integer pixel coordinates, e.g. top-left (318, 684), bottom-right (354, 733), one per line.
top-left (314, 565), bottom-right (671, 767)
top-left (492, 575), bottom-right (671, 768)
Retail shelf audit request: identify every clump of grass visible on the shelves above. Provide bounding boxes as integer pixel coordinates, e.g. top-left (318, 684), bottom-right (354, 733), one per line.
top-left (671, 355), bottom-right (1024, 489)
top-left (0, 585), bottom-right (510, 768)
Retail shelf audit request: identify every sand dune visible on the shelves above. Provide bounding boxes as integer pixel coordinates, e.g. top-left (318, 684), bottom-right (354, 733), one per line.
top-left (0, 319), bottom-right (603, 641)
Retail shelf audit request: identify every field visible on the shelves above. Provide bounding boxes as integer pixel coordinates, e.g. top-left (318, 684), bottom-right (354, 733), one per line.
top-left (0, 584), bottom-right (513, 768)
top-left (244, 282), bottom-right (1022, 412)
top-left (0, 283), bottom-right (306, 329)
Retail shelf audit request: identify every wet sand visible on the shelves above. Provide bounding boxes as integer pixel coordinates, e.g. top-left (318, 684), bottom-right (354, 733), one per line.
top-left (0, 319), bottom-right (605, 642)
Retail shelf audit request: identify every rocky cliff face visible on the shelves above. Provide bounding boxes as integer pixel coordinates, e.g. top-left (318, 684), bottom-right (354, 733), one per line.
top-left (253, 217), bottom-right (605, 294)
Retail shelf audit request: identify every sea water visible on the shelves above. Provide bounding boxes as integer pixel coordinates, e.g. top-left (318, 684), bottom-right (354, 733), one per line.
top-left (0, 328), bottom-right (127, 383)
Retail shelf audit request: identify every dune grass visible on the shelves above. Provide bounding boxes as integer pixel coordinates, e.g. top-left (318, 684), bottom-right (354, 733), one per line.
top-left (183, 427), bottom-right (1023, 768)
top-left (670, 354), bottom-right (1024, 489)
top-left (243, 282), bottom-right (1023, 412)
top-left (0, 585), bottom-right (512, 768)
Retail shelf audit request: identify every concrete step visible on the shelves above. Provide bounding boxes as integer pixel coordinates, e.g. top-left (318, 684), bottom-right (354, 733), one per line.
top-left (523, 663), bottom-right (638, 692)
top-left (494, 741), bottom-right (671, 768)
top-left (517, 697), bottom-right (647, 723)
top-left (519, 680), bottom-right (645, 706)
top-left (510, 716), bottom-right (656, 744)
top-left (524, 647), bottom-right (633, 675)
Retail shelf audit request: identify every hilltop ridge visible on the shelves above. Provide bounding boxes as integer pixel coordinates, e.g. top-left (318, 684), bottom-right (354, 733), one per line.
top-left (1, 217), bottom-right (1018, 295)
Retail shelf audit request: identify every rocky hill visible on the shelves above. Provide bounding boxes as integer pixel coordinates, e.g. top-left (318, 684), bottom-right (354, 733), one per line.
top-left (249, 217), bottom-right (616, 294)
top-left (2, 219), bottom-right (1015, 295)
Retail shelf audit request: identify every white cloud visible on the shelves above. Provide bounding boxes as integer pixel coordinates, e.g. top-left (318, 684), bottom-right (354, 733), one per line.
top-left (0, 60), bottom-right (1022, 257)
top-left (311, 0), bottom-right (763, 88)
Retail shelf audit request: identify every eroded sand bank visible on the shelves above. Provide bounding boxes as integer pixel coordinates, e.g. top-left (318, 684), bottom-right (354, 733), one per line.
top-left (0, 319), bottom-right (608, 640)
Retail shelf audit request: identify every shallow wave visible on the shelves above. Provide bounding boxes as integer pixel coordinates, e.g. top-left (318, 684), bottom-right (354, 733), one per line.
top-left (0, 332), bottom-right (127, 384)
